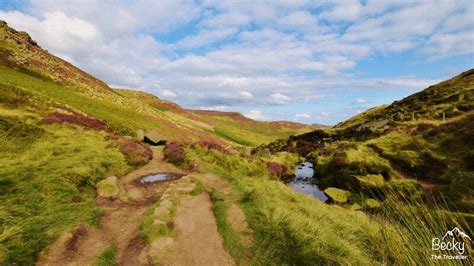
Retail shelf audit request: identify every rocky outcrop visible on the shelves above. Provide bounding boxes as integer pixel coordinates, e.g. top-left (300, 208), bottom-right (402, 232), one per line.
top-left (324, 187), bottom-right (352, 203)
top-left (96, 176), bottom-right (125, 199)
top-left (144, 130), bottom-right (167, 145)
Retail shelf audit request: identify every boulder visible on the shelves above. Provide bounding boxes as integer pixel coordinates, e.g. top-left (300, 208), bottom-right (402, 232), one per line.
top-left (136, 129), bottom-right (145, 141)
top-left (324, 187), bottom-right (352, 203)
top-left (96, 176), bottom-right (125, 198)
top-left (357, 119), bottom-right (389, 132)
top-left (144, 130), bottom-right (167, 145)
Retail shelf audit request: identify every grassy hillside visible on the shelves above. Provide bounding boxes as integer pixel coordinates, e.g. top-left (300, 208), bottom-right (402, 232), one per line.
top-left (0, 21), bottom-right (312, 263)
top-left (1, 20), bottom-right (472, 265)
top-left (183, 144), bottom-right (470, 264)
top-left (0, 20), bottom-right (313, 146)
top-left (336, 69), bottom-right (474, 129)
top-left (256, 69), bottom-right (474, 227)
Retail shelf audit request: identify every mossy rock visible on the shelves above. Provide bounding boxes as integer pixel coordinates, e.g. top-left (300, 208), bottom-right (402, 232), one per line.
top-left (96, 176), bottom-right (125, 198)
top-left (144, 130), bottom-right (167, 145)
top-left (324, 187), bottom-right (352, 203)
top-left (364, 199), bottom-right (381, 209)
top-left (136, 129), bottom-right (145, 141)
top-left (355, 174), bottom-right (385, 189)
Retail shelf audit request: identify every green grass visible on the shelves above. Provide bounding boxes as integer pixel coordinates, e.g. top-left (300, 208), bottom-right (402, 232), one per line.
top-left (93, 243), bottom-right (118, 266)
top-left (186, 145), bottom-right (472, 265)
top-left (0, 123), bottom-right (129, 264)
top-left (0, 65), bottom-right (309, 146)
top-left (139, 196), bottom-right (177, 244)
top-left (210, 188), bottom-right (250, 264)
top-left (187, 146), bottom-right (388, 264)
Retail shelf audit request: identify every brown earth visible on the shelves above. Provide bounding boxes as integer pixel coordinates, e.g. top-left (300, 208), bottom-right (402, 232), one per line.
top-left (162, 193), bottom-right (235, 266)
top-left (36, 151), bottom-right (249, 266)
top-left (36, 149), bottom-right (184, 266)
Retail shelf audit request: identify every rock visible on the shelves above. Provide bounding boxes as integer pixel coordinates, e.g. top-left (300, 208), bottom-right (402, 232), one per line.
top-left (154, 206), bottom-right (169, 217)
top-left (356, 119), bottom-right (389, 131)
top-left (324, 187), bottom-right (352, 203)
top-left (160, 199), bottom-right (173, 209)
top-left (96, 176), bottom-right (124, 198)
top-left (144, 130), bottom-right (167, 145)
top-left (364, 199), bottom-right (381, 209)
top-left (136, 129), bottom-right (145, 141)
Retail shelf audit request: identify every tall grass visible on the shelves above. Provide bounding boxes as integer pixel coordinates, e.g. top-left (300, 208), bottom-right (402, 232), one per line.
top-left (187, 146), bottom-right (386, 264)
top-left (373, 189), bottom-right (472, 265)
top-left (0, 125), bottom-right (129, 264)
top-left (187, 145), bottom-right (472, 265)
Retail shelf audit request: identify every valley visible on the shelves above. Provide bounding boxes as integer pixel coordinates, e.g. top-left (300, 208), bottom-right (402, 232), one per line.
top-left (0, 20), bottom-right (473, 265)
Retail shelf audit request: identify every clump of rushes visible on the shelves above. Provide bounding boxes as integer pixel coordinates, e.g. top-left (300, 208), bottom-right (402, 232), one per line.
top-left (373, 188), bottom-right (472, 264)
top-left (186, 144), bottom-right (472, 265)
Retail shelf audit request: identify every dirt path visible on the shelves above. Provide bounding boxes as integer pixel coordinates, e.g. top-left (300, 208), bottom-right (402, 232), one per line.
top-left (37, 149), bottom-right (185, 266)
top-left (162, 193), bottom-right (235, 266)
top-left (36, 150), bottom-right (247, 266)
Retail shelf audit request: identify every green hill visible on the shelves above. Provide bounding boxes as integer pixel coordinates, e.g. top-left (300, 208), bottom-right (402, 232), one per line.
top-left (256, 69), bottom-right (474, 217)
top-left (0, 20), bottom-right (313, 146)
top-left (0, 21), bottom-right (312, 264)
top-left (1, 20), bottom-right (472, 265)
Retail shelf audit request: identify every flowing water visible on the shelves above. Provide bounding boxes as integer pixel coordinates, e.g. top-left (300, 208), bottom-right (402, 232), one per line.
top-left (288, 162), bottom-right (328, 202)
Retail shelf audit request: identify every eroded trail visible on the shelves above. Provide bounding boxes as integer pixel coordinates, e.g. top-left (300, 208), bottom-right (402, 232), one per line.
top-left (36, 150), bottom-right (185, 266)
top-left (36, 152), bottom-right (241, 266)
top-left (162, 193), bottom-right (235, 266)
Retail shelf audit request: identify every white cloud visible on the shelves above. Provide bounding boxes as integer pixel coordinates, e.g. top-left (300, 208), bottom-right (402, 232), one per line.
top-left (0, 0), bottom-right (472, 124)
top-left (294, 113), bottom-right (311, 118)
top-left (162, 89), bottom-right (177, 98)
top-left (355, 98), bottom-right (366, 103)
top-left (320, 0), bottom-right (362, 22)
top-left (244, 109), bottom-right (268, 120)
top-left (0, 10), bottom-right (98, 55)
top-left (321, 112), bottom-right (331, 118)
top-left (240, 91), bottom-right (254, 99)
top-left (423, 30), bottom-right (474, 59)
top-left (268, 93), bottom-right (291, 105)
top-left (177, 27), bottom-right (238, 48)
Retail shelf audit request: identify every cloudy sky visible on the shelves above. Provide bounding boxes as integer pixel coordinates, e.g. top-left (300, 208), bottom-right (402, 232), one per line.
top-left (1, 0), bottom-right (473, 124)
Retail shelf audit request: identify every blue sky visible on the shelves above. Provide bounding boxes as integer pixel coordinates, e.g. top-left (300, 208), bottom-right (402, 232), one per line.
top-left (1, 0), bottom-right (473, 125)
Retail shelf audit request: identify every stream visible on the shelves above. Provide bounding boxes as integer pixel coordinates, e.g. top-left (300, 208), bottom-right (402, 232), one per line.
top-left (288, 162), bottom-right (328, 202)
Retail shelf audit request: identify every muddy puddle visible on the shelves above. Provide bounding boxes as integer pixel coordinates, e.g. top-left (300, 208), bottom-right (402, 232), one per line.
top-left (138, 173), bottom-right (183, 184)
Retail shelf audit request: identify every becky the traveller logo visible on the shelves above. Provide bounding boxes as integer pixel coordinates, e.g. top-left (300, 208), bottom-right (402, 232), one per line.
top-left (431, 227), bottom-right (471, 260)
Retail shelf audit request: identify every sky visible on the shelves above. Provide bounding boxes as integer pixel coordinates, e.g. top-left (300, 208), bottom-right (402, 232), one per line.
top-left (0, 0), bottom-right (473, 125)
